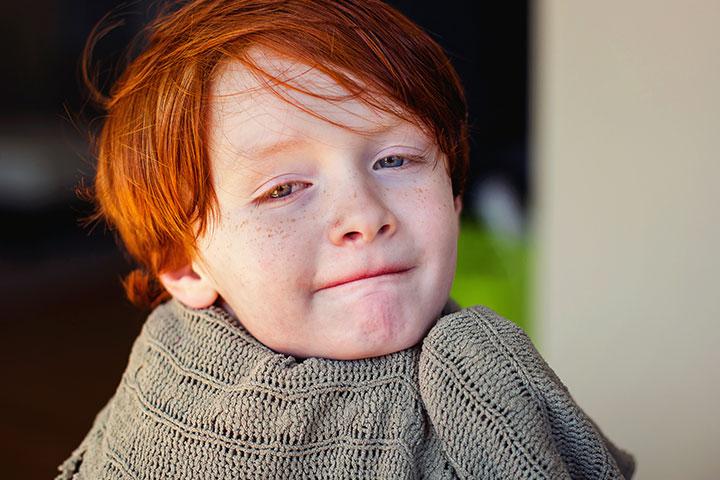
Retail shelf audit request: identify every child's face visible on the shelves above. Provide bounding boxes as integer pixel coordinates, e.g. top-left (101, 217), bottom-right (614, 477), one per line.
top-left (183, 50), bottom-right (461, 360)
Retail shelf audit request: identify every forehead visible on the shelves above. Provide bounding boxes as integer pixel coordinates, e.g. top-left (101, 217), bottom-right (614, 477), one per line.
top-left (208, 49), bottom-right (426, 156)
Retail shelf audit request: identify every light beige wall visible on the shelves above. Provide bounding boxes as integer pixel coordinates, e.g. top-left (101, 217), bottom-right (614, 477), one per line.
top-left (533, 1), bottom-right (720, 478)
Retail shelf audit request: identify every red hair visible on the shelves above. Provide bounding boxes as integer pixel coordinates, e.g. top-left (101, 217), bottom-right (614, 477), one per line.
top-left (84, 0), bottom-right (469, 308)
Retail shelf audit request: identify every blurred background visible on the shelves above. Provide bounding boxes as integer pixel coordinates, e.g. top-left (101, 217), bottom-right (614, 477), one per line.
top-left (0, 1), bottom-right (717, 478)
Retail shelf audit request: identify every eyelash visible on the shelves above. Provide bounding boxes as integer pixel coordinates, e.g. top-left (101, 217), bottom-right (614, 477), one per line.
top-left (255, 154), bottom-right (418, 204)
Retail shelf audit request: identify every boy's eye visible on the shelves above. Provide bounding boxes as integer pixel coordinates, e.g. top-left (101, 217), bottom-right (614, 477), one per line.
top-left (263, 181), bottom-right (309, 201)
top-left (372, 155), bottom-right (406, 170)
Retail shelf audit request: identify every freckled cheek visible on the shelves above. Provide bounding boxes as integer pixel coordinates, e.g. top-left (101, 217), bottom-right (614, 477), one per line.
top-left (239, 210), bottom-right (319, 285)
top-left (401, 177), bottom-right (455, 228)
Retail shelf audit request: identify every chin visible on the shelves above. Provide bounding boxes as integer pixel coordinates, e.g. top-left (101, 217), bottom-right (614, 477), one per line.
top-left (333, 302), bottom-right (430, 360)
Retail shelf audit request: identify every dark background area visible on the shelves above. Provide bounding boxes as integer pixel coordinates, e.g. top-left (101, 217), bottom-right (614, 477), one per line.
top-left (0, 1), bottom-right (527, 477)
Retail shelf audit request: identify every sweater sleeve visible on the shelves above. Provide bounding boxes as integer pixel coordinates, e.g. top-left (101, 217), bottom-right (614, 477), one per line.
top-left (418, 306), bottom-right (636, 480)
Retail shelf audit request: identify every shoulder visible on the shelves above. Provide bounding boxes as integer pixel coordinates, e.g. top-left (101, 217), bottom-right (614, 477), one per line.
top-left (418, 304), bottom-right (557, 414)
top-left (420, 305), bottom-right (549, 384)
top-left (418, 305), bottom-right (635, 479)
top-left (419, 304), bottom-right (575, 433)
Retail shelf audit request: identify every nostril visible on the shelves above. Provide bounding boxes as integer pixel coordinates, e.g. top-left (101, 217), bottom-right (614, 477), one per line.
top-left (339, 223), bottom-right (392, 244)
top-left (344, 231), bottom-right (361, 242)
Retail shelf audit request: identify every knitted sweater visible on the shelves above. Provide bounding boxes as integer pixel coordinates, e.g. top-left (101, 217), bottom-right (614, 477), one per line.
top-left (57, 299), bottom-right (635, 479)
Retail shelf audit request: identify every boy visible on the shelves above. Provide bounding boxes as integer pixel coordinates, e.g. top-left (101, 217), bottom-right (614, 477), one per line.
top-left (58, 0), bottom-right (635, 478)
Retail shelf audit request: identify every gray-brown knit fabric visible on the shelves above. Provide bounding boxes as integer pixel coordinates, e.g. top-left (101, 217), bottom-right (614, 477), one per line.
top-left (56, 300), bottom-right (635, 479)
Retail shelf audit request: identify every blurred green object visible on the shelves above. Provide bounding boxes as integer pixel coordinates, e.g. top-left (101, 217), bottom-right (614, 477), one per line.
top-left (450, 221), bottom-right (532, 335)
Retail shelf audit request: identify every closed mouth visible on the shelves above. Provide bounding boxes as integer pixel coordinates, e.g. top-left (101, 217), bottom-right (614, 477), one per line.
top-left (315, 266), bottom-right (413, 292)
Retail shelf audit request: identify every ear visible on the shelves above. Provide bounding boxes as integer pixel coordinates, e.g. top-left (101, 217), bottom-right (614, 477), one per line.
top-left (453, 195), bottom-right (463, 216)
top-left (157, 263), bottom-right (218, 309)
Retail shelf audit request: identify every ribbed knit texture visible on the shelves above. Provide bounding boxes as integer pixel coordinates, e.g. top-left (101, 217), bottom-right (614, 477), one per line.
top-left (57, 300), bottom-right (635, 479)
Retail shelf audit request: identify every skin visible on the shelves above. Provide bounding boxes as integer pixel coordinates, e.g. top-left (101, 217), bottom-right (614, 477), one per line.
top-left (160, 49), bottom-right (462, 360)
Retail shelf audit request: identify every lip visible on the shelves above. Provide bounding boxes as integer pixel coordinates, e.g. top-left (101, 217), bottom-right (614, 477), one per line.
top-left (314, 265), bottom-right (414, 292)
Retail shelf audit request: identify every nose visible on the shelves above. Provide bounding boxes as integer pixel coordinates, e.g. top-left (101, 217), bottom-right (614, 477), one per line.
top-left (327, 179), bottom-right (398, 246)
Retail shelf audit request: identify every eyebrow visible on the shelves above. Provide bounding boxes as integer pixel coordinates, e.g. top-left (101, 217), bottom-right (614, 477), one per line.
top-left (246, 122), bottom-right (408, 159)
top-left (248, 137), bottom-right (309, 158)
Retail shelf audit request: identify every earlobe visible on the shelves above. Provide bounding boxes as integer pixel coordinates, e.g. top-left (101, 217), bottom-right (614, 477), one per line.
top-left (454, 195), bottom-right (463, 215)
top-left (157, 263), bottom-right (218, 309)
